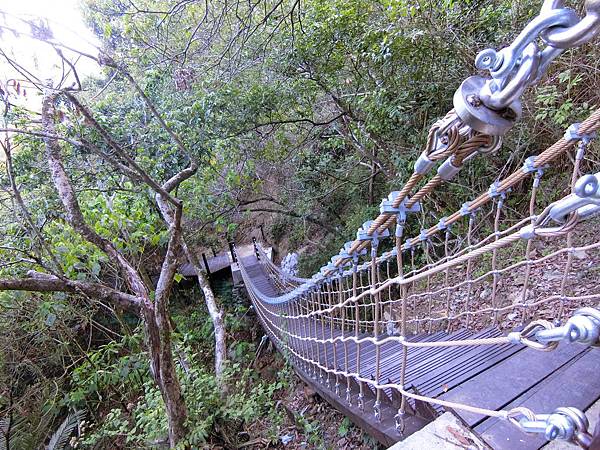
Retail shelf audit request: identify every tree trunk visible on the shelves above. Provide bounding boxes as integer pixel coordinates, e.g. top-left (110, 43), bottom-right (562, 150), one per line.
top-left (155, 175), bottom-right (227, 385)
top-left (182, 245), bottom-right (227, 381)
top-left (41, 92), bottom-right (188, 446)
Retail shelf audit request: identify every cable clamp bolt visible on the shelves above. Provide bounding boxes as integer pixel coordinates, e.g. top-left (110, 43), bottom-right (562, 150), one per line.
top-left (418, 229), bottom-right (429, 242)
top-left (564, 122), bottom-right (597, 144)
top-left (380, 192), bottom-right (421, 222)
top-left (356, 220), bottom-right (390, 243)
top-left (488, 180), bottom-right (510, 199)
top-left (522, 156), bottom-right (548, 177)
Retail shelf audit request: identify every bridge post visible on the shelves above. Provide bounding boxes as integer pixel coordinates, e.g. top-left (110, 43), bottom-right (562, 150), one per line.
top-left (252, 237), bottom-right (260, 259)
top-left (201, 253), bottom-right (211, 276)
top-left (228, 242), bottom-right (237, 263)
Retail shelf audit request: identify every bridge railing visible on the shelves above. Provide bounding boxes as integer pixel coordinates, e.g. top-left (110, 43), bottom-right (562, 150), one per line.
top-left (240, 115), bottom-right (600, 446)
top-left (238, 1), bottom-right (600, 445)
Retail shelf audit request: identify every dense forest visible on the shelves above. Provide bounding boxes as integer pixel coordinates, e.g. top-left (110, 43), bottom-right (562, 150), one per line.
top-left (0, 0), bottom-right (599, 448)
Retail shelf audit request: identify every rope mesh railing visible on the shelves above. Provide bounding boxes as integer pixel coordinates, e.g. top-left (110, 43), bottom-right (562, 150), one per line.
top-left (237, 2), bottom-right (600, 445)
top-left (238, 108), bottom-right (600, 445)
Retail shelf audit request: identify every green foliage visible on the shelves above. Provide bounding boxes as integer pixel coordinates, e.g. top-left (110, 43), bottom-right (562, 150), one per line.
top-left (65, 332), bottom-right (147, 410)
top-left (79, 360), bottom-right (291, 447)
top-left (338, 416), bottom-right (351, 437)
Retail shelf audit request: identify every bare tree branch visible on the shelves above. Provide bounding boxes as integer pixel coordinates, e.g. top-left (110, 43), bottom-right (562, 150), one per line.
top-left (0, 276), bottom-right (141, 311)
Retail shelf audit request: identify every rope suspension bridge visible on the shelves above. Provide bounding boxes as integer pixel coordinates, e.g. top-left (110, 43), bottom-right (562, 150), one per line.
top-left (232, 1), bottom-right (600, 447)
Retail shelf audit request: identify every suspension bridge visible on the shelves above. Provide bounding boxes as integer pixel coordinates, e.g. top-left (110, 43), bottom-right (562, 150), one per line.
top-left (226, 2), bottom-right (600, 448)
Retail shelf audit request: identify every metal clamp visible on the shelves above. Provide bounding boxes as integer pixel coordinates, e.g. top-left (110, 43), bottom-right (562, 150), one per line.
top-left (437, 217), bottom-right (449, 230)
top-left (564, 122), bottom-right (598, 143)
top-left (548, 171), bottom-right (600, 223)
top-left (356, 220), bottom-right (390, 247)
top-left (374, 400), bottom-right (381, 421)
top-left (380, 192), bottom-right (421, 224)
top-left (460, 201), bottom-right (475, 216)
top-left (488, 180), bottom-right (510, 199)
top-left (339, 241), bottom-right (367, 263)
top-left (522, 155), bottom-right (548, 176)
top-left (394, 412), bottom-right (406, 433)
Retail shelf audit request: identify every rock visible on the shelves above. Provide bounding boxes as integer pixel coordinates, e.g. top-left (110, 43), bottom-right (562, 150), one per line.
top-left (281, 252), bottom-right (300, 276)
top-left (572, 249), bottom-right (587, 260)
top-left (280, 434), bottom-right (294, 445)
top-left (303, 384), bottom-right (317, 401)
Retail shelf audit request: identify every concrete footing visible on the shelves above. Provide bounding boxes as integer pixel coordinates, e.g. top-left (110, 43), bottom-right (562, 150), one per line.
top-left (387, 412), bottom-right (490, 450)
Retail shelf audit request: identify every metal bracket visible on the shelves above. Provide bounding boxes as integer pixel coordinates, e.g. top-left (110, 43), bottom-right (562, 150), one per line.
top-left (564, 122), bottom-right (597, 143)
top-left (437, 217), bottom-right (449, 230)
top-left (460, 201), bottom-right (475, 216)
top-left (548, 171), bottom-right (600, 223)
top-left (522, 155), bottom-right (548, 176)
top-left (356, 220), bottom-right (390, 247)
top-left (380, 192), bottom-right (421, 224)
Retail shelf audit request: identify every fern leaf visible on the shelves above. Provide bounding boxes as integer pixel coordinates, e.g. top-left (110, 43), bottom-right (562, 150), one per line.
top-left (46, 410), bottom-right (85, 450)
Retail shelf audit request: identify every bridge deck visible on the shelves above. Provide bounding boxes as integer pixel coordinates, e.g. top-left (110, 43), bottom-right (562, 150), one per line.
top-left (239, 253), bottom-right (600, 449)
top-left (179, 252), bottom-right (230, 276)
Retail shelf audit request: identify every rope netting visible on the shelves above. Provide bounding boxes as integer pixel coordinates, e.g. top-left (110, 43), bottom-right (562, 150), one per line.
top-left (237, 106), bottom-right (600, 444)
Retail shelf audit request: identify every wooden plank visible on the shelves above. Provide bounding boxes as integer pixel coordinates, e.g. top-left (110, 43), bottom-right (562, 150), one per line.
top-left (440, 343), bottom-right (586, 427)
top-left (476, 348), bottom-right (600, 450)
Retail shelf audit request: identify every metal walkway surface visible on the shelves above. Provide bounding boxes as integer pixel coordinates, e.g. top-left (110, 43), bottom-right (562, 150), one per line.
top-left (238, 252), bottom-right (600, 449)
